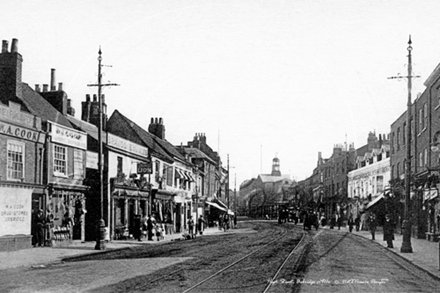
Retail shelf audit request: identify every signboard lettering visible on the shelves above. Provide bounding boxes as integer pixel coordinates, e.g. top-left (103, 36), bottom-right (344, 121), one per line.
top-left (50, 122), bottom-right (87, 150)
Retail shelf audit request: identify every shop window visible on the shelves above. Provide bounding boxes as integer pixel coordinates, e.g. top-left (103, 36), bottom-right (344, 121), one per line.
top-left (54, 145), bottom-right (67, 176)
top-left (155, 160), bottom-right (160, 182)
top-left (117, 156), bottom-right (123, 176)
top-left (424, 148), bottom-right (428, 166)
top-left (7, 140), bottom-right (24, 180)
top-left (377, 176), bottom-right (384, 193)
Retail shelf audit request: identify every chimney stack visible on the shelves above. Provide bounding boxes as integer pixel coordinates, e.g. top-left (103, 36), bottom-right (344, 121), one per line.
top-left (35, 84), bottom-right (41, 92)
top-left (50, 69), bottom-right (56, 91)
top-left (42, 84), bottom-right (48, 92)
top-left (67, 98), bottom-right (75, 116)
top-left (58, 82), bottom-right (63, 91)
top-left (93, 94), bottom-right (97, 102)
top-left (10, 39), bottom-right (18, 53)
top-left (2, 40), bottom-right (8, 53)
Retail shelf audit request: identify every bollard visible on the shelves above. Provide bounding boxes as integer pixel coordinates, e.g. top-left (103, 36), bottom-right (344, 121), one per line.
top-left (94, 219), bottom-right (106, 250)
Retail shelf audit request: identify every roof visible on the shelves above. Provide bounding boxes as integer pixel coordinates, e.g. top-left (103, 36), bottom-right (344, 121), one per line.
top-left (107, 110), bottom-right (173, 162)
top-left (66, 115), bottom-right (105, 143)
top-left (259, 174), bottom-right (291, 183)
top-left (180, 147), bottom-right (216, 164)
top-left (20, 83), bottom-right (72, 128)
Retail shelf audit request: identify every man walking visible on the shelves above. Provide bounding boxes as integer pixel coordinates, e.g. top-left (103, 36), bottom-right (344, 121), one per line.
top-left (383, 214), bottom-right (394, 248)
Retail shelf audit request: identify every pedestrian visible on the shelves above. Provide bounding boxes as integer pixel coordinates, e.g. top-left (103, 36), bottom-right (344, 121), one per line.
top-left (147, 214), bottom-right (155, 241)
top-left (337, 214), bottom-right (342, 230)
top-left (223, 213), bottom-right (230, 231)
top-left (348, 216), bottom-right (354, 233)
top-left (355, 216), bottom-right (360, 232)
top-left (330, 214), bottom-right (336, 229)
top-left (35, 209), bottom-right (45, 247)
top-left (234, 213), bottom-right (237, 228)
top-left (197, 215), bottom-right (207, 235)
top-left (383, 214), bottom-right (394, 248)
top-left (187, 216), bottom-right (195, 239)
top-left (218, 215), bottom-right (223, 230)
top-left (369, 213), bottom-right (377, 240)
top-left (133, 214), bottom-right (142, 241)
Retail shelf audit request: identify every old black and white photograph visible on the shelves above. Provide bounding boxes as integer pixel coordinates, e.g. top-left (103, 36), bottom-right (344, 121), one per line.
top-left (1, 1), bottom-right (440, 292)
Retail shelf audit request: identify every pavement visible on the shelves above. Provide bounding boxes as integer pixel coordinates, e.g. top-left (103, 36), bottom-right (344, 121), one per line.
top-left (2, 223), bottom-right (440, 282)
top-left (327, 225), bottom-right (440, 281)
top-left (0, 226), bottom-right (228, 270)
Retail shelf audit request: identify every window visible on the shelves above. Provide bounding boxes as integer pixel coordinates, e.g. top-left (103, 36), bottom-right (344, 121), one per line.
top-left (7, 140), bottom-right (24, 180)
top-left (397, 128), bottom-right (400, 151)
top-left (163, 164), bottom-right (173, 186)
top-left (419, 152), bottom-right (423, 168)
top-left (54, 145), bottom-right (67, 176)
top-left (424, 148), bottom-right (428, 166)
top-left (377, 176), bottom-right (384, 193)
top-left (155, 160), bottom-right (160, 182)
top-left (73, 149), bottom-right (84, 178)
top-left (403, 122), bottom-right (406, 145)
top-left (424, 103), bottom-right (428, 131)
top-left (117, 156), bottom-right (123, 175)
top-left (419, 108), bottom-right (424, 133)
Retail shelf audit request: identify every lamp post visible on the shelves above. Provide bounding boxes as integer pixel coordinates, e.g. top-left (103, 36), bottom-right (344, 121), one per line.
top-left (400, 37), bottom-right (415, 253)
top-left (388, 36), bottom-right (419, 253)
top-left (87, 48), bottom-right (119, 250)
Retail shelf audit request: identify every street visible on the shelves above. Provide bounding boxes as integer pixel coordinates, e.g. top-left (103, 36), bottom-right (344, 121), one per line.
top-left (0, 221), bottom-right (439, 293)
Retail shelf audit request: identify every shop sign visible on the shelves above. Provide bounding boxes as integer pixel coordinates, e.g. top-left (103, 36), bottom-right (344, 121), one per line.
top-left (0, 186), bottom-right (32, 237)
top-left (137, 162), bottom-right (152, 174)
top-left (0, 121), bottom-right (44, 143)
top-left (86, 151), bottom-right (98, 169)
top-left (50, 122), bottom-right (87, 150)
top-left (108, 133), bottom-right (149, 157)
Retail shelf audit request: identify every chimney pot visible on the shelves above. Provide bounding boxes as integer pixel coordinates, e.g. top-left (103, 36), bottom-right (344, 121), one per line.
top-left (86, 94), bottom-right (90, 102)
top-left (35, 84), bottom-right (40, 92)
top-left (50, 69), bottom-right (56, 91)
top-left (58, 82), bottom-right (63, 91)
top-left (93, 94), bottom-right (97, 102)
top-left (43, 84), bottom-right (48, 92)
top-left (159, 118), bottom-right (163, 124)
top-left (1, 40), bottom-right (8, 53)
top-left (10, 39), bottom-right (18, 53)
top-left (150, 118), bottom-right (154, 124)
top-left (155, 117), bottom-right (158, 124)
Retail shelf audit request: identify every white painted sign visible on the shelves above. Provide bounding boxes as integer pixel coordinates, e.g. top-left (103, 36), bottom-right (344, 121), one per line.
top-left (50, 121), bottom-right (87, 150)
top-left (108, 133), bottom-right (148, 157)
top-left (86, 151), bottom-right (98, 169)
top-left (0, 186), bottom-right (32, 236)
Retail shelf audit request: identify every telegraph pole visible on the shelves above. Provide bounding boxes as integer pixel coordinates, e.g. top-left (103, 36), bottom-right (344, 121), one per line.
top-left (388, 35), bottom-right (420, 253)
top-left (88, 47), bottom-right (119, 250)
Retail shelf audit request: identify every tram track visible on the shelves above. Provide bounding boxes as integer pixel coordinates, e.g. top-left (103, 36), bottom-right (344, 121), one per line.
top-left (181, 224), bottom-right (307, 293)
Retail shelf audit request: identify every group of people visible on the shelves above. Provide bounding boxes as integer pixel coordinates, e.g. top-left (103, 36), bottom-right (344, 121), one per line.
top-left (133, 214), bottom-right (163, 242)
top-left (347, 213), bottom-right (395, 248)
top-left (186, 215), bottom-right (208, 239)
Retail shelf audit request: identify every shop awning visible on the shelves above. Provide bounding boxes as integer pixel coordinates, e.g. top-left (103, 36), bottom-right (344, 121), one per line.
top-left (176, 169), bottom-right (186, 179)
top-left (216, 199), bottom-right (229, 210)
top-left (206, 201), bottom-right (227, 212)
top-left (185, 172), bottom-right (195, 182)
top-left (423, 188), bottom-right (438, 202)
top-left (364, 193), bottom-right (385, 210)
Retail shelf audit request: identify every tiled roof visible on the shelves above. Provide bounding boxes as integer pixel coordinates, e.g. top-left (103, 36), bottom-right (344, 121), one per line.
top-left (180, 147), bottom-right (216, 164)
top-left (259, 174), bottom-right (291, 183)
top-left (20, 83), bottom-right (72, 128)
top-left (107, 110), bottom-right (173, 162)
top-left (150, 136), bottom-right (186, 162)
top-left (66, 115), bottom-right (105, 143)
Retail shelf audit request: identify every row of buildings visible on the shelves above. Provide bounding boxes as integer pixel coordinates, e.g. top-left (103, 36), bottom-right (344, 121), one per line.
top-left (0, 38), bottom-right (232, 251)
top-left (239, 42), bottom-right (440, 243)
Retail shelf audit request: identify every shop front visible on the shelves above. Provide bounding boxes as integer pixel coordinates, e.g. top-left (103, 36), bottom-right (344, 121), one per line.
top-left (111, 183), bottom-right (149, 240)
top-left (44, 183), bottom-right (88, 246)
top-left (152, 189), bottom-right (176, 236)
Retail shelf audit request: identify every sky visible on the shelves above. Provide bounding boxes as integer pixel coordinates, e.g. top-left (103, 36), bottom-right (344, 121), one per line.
top-left (2, 0), bottom-right (440, 187)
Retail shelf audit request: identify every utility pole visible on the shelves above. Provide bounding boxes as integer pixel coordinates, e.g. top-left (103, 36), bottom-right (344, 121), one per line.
top-left (88, 48), bottom-right (119, 250)
top-left (227, 154), bottom-right (230, 209)
top-left (388, 35), bottom-right (419, 253)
